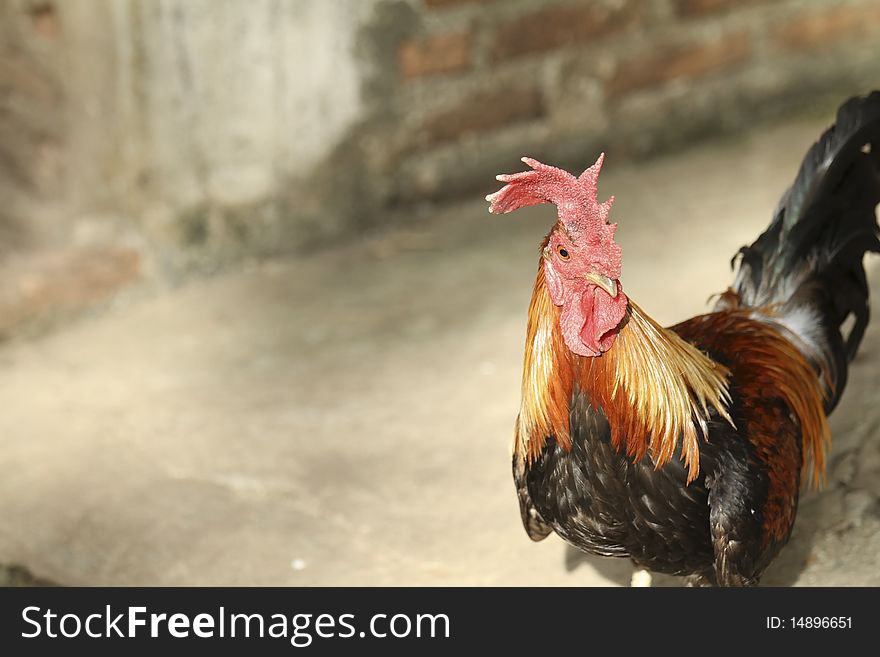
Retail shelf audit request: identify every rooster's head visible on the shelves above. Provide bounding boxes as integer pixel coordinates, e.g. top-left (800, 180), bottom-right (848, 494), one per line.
top-left (487, 154), bottom-right (627, 357)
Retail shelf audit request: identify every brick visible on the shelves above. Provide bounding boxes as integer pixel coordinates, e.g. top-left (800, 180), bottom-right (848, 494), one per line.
top-left (607, 32), bottom-right (751, 98)
top-left (675, 0), bottom-right (768, 18)
top-left (29, 3), bottom-right (61, 39)
top-left (0, 247), bottom-right (141, 337)
top-left (420, 87), bottom-right (544, 145)
top-left (773, 5), bottom-right (880, 52)
top-left (491, 3), bottom-right (638, 62)
top-left (398, 32), bottom-right (472, 79)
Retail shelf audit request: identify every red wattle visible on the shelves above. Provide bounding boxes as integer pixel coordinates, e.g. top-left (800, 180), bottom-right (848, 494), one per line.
top-left (578, 284), bottom-right (627, 355)
top-left (578, 289), bottom-right (601, 354)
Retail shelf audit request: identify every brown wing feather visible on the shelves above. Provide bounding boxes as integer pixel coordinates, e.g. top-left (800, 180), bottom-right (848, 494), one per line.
top-left (673, 309), bottom-right (829, 544)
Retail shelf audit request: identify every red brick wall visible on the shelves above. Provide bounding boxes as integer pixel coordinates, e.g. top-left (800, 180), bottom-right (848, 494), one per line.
top-left (384, 0), bottom-right (880, 202)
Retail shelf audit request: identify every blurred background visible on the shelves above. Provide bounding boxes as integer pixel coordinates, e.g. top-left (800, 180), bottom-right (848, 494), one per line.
top-left (0, 0), bottom-right (878, 586)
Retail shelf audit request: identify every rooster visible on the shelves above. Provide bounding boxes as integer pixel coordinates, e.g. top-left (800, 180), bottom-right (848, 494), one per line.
top-left (488, 92), bottom-right (880, 586)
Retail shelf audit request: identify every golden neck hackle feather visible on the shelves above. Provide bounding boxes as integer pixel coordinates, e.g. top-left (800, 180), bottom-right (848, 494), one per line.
top-left (583, 301), bottom-right (733, 482)
top-left (516, 266), bottom-right (733, 482)
top-left (515, 266), bottom-right (575, 464)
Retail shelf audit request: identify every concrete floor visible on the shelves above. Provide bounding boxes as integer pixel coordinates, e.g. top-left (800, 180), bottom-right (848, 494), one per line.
top-left (1, 116), bottom-right (879, 586)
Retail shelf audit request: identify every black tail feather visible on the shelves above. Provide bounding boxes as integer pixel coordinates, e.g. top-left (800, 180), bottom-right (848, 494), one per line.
top-left (729, 92), bottom-right (880, 412)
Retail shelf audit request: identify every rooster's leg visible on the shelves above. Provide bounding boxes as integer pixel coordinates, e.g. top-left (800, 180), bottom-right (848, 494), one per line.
top-left (686, 573), bottom-right (716, 587)
top-left (630, 568), bottom-right (652, 587)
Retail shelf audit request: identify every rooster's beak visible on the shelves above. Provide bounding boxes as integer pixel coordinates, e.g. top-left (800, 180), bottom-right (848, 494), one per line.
top-left (585, 272), bottom-right (618, 298)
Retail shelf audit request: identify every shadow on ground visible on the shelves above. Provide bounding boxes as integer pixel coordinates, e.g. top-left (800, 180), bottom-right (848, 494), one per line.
top-left (0, 563), bottom-right (56, 587)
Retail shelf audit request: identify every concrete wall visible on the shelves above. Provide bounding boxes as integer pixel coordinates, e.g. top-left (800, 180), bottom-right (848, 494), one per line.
top-left (61, 0), bottom-right (381, 263)
top-left (1, 0), bottom-right (880, 279)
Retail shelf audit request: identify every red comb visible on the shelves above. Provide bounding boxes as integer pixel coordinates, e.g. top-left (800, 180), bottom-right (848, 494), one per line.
top-left (486, 154), bottom-right (615, 237)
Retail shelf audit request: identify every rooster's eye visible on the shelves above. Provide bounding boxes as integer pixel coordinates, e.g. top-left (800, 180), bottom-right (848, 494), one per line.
top-left (556, 245), bottom-right (570, 261)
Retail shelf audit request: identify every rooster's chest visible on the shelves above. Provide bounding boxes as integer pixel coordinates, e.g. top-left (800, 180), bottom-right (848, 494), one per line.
top-left (525, 401), bottom-right (717, 575)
